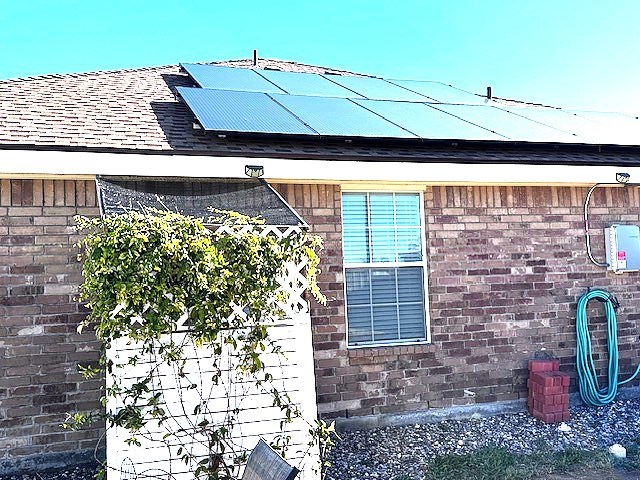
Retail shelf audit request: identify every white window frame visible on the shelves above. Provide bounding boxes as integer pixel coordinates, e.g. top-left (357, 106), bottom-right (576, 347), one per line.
top-left (341, 188), bottom-right (431, 348)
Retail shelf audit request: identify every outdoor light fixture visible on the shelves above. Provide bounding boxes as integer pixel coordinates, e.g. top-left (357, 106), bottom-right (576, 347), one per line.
top-left (245, 165), bottom-right (264, 178)
top-left (616, 172), bottom-right (631, 184)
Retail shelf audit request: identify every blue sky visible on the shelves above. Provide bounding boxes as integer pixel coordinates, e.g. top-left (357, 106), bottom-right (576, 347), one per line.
top-left (1, 1), bottom-right (639, 114)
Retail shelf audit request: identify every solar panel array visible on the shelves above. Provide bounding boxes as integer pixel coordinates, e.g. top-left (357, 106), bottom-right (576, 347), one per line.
top-left (177, 63), bottom-right (640, 145)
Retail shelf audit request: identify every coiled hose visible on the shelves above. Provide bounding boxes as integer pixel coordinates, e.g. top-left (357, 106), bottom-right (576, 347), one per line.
top-left (576, 289), bottom-right (640, 406)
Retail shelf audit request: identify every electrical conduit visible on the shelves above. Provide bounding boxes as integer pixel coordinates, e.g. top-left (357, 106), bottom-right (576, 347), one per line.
top-left (576, 289), bottom-right (640, 406)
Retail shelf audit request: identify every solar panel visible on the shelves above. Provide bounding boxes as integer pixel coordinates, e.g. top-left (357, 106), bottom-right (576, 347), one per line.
top-left (354, 99), bottom-right (505, 140)
top-left (390, 79), bottom-right (485, 104)
top-left (180, 63), bottom-right (286, 94)
top-left (497, 106), bottom-right (594, 141)
top-left (177, 65), bottom-right (635, 144)
top-left (325, 75), bottom-right (430, 101)
top-left (272, 94), bottom-right (417, 138)
top-left (176, 87), bottom-right (317, 135)
top-left (258, 69), bottom-right (364, 98)
top-left (564, 110), bottom-right (640, 146)
top-left (431, 104), bottom-right (578, 143)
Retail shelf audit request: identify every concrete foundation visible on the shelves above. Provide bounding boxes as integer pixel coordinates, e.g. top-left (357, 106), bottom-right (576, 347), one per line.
top-left (336, 385), bottom-right (640, 431)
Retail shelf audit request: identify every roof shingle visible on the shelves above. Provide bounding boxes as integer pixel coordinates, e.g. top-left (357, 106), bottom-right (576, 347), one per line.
top-left (0, 59), bottom-right (362, 151)
top-left (1, 58), bottom-right (640, 167)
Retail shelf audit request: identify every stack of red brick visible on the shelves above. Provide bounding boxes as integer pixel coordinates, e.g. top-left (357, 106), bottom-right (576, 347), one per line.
top-left (527, 359), bottom-right (570, 423)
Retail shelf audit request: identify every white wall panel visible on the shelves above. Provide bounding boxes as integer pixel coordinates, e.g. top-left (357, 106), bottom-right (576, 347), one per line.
top-left (106, 226), bottom-right (319, 480)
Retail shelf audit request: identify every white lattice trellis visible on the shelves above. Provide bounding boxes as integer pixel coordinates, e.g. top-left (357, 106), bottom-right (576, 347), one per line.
top-left (106, 224), bottom-right (319, 480)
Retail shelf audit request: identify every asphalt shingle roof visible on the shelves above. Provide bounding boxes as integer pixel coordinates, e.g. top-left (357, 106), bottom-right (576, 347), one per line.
top-left (0, 59), bottom-right (362, 151)
top-left (1, 58), bottom-right (640, 166)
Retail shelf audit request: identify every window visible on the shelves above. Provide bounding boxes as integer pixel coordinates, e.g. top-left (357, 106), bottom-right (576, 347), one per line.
top-left (342, 191), bottom-right (428, 347)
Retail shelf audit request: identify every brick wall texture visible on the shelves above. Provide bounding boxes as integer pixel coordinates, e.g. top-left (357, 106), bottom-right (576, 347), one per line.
top-left (3, 178), bottom-right (640, 462)
top-left (273, 183), bottom-right (640, 418)
top-left (0, 179), bottom-right (102, 460)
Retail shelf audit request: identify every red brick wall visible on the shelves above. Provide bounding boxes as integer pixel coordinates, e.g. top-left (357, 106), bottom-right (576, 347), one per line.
top-left (274, 183), bottom-right (640, 418)
top-left (0, 179), bottom-right (102, 462)
top-left (3, 178), bottom-right (639, 456)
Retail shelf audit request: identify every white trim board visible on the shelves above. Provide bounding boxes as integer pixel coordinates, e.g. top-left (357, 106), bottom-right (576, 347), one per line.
top-left (0, 148), bottom-right (638, 185)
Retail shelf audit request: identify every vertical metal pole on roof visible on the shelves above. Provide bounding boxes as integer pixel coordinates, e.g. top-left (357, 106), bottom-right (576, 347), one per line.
top-left (253, 49), bottom-right (258, 66)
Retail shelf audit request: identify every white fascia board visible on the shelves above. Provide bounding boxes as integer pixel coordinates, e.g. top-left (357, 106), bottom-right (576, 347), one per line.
top-left (0, 148), bottom-right (637, 186)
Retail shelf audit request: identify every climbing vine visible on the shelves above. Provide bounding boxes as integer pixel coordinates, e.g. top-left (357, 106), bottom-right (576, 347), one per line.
top-left (67, 210), bottom-right (330, 480)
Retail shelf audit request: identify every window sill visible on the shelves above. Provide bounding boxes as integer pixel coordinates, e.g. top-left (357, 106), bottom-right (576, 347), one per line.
top-left (347, 341), bottom-right (434, 357)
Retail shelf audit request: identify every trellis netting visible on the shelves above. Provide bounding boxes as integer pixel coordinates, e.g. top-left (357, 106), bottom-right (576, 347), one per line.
top-left (106, 225), bottom-right (319, 480)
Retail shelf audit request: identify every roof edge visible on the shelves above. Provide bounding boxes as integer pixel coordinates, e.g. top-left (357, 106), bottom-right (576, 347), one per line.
top-left (0, 57), bottom-right (365, 84)
top-left (2, 140), bottom-right (640, 165)
top-left (0, 63), bottom-right (182, 84)
top-left (1, 148), bottom-right (639, 186)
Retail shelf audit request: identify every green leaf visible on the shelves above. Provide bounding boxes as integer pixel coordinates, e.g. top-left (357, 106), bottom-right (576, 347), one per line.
top-left (73, 209), bottom-right (326, 479)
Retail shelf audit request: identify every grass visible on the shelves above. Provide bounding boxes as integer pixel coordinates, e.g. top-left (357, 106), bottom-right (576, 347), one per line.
top-left (616, 437), bottom-right (640, 472)
top-left (414, 439), bottom-right (640, 480)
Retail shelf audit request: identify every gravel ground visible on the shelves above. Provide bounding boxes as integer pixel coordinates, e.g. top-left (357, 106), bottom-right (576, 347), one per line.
top-left (2, 399), bottom-right (638, 480)
top-left (326, 398), bottom-right (640, 480)
top-left (0, 464), bottom-right (100, 480)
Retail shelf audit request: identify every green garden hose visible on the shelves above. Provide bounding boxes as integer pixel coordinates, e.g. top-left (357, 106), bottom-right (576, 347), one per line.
top-left (576, 289), bottom-right (640, 406)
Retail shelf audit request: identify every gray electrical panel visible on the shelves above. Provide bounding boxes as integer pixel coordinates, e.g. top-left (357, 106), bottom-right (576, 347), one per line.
top-left (605, 224), bottom-right (640, 273)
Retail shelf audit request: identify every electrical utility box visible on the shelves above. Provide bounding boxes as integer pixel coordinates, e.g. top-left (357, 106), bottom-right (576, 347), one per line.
top-left (605, 224), bottom-right (640, 273)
